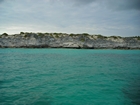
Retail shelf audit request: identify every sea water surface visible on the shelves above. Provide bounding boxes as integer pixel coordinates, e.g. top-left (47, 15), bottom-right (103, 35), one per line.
top-left (0, 49), bottom-right (140, 105)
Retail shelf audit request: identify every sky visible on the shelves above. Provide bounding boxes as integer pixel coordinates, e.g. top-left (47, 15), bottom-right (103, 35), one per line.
top-left (0, 0), bottom-right (140, 36)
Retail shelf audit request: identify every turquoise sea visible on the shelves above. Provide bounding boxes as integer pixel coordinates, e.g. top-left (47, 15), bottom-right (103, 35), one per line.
top-left (0, 49), bottom-right (140, 105)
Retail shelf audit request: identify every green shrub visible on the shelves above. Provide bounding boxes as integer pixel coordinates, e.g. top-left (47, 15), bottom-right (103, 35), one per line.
top-left (133, 36), bottom-right (140, 40)
top-left (58, 33), bottom-right (62, 35)
top-left (69, 33), bottom-right (75, 37)
top-left (109, 36), bottom-right (118, 39)
top-left (45, 33), bottom-right (49, 35)
top-left (2, 33), bottom-right (8, 36)
top-left (24, 32), bottom-right (30, 37)
top-left (53, 33), bottom-right (58, 35)
top-left (82, 33), bottom-right (89, 36)
top-left (117, 36), bottom-right (122, 38)
top-left (55, 35), bottom-right (59, 38)
top-left (49, 33), bottom-right (53, 37)
top-left (25, 32), bottom-right (30, 35)
top-left (20, 32), bottom-right (24, 34)
top-left (76, 34), bottom-right (81, 36)
top-left (97, 34), bottom-right (105, 39)
top-left (38, 33), bottom-right (44, 37)
top-left (24, 35), bottom-right (27, 37)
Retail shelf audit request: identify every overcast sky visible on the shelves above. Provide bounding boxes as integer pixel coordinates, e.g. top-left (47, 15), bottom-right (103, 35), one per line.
top-left (0, 0), bottom-right (140, 36)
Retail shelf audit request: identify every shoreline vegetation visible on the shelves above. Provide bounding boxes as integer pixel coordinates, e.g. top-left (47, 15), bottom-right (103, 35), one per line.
top-left (0, 32), bottom-right (140, 49)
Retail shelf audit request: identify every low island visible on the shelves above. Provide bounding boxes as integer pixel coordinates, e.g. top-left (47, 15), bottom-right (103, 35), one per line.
top-left (0, 32), bottom-right (140, 49)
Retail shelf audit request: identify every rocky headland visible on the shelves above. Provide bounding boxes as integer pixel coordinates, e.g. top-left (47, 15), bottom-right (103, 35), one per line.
top-left (0, 32), bottom-right (140, 49)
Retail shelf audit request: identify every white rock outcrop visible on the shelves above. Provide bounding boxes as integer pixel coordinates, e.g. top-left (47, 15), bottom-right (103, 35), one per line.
top-left (0, 33), bottom-right (140, 49)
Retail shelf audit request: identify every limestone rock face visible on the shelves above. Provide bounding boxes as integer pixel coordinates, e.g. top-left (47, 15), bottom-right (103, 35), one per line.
top-left (0, 33), bottom-right (140, 49)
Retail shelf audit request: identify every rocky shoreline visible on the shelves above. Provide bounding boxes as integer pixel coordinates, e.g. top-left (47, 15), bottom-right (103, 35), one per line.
top-left (0, 32), bottom-right (140, 49)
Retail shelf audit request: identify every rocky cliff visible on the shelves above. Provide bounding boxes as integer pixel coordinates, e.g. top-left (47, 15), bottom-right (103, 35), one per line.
top-left (0, 32), bottom-right (140, 49)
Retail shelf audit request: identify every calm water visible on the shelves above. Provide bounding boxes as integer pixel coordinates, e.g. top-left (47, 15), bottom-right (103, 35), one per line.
top-left (0, 49), bottom-right (140, 105)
